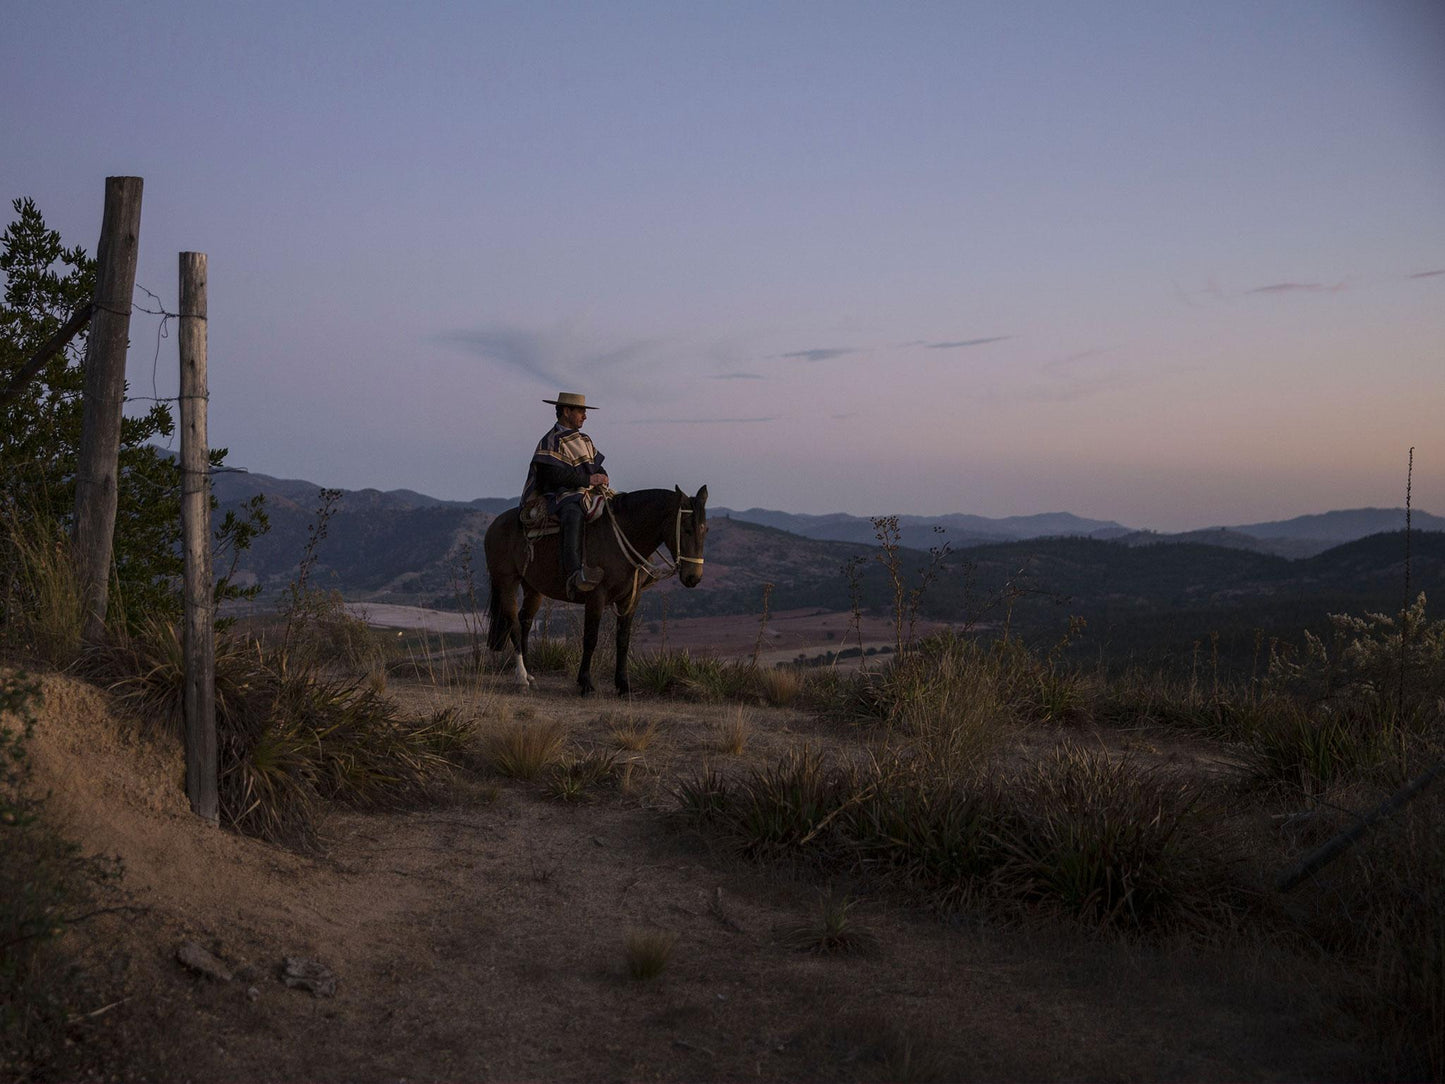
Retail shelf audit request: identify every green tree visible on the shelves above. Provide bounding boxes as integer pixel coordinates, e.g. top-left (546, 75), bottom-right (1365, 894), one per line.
top-left (0, 197), bottom-right (264, 637)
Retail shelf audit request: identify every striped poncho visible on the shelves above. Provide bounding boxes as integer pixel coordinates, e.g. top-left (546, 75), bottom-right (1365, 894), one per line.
top-left (520, 422), bottom-right (606, 517)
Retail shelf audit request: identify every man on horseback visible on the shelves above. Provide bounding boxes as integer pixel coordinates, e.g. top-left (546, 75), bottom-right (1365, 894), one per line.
top-left (521, 392), bottom-right (611, 598)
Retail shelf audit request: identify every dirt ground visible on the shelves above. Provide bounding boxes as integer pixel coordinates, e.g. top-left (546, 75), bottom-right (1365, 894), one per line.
top-left (19, 666), bottom-right (1375, 1083)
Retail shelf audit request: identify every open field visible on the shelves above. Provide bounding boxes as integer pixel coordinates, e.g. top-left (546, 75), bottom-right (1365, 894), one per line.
top-left (350, 603), bottom-right (952, 667)
top-left (12, 650), bottom-right (1425, 1082)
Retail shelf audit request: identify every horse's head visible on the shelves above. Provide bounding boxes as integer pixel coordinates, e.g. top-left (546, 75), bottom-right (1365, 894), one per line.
top-left (672, 484), bottom-right (708, 588)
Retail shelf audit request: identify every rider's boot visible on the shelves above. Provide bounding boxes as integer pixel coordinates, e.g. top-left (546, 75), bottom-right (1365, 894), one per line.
top-left (559, 501), bottom-right (603, 599)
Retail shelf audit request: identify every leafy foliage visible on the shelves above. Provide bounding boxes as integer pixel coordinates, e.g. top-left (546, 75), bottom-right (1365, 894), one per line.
top-left (0, 197), bottom-right (265, 640)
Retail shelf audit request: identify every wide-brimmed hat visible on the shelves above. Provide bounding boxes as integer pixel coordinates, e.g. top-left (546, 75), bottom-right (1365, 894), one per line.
top-left (543, 392), bottom-right (597, 410)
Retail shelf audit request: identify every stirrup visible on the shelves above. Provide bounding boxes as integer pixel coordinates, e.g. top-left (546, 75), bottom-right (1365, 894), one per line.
top-left (567, 566), bottom-right (603, 597)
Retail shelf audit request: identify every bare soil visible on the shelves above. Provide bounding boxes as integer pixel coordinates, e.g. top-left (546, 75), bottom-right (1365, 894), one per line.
top-left (20, 664), bottom-right (1374, 1083)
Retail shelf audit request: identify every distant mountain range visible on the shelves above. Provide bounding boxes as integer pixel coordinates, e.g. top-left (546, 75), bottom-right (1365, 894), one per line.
top-left (213, 468), bottom-right (1441, 560)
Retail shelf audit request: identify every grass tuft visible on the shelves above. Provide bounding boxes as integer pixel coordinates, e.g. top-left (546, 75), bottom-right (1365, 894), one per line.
top-left (712, 707), bottom-right (752, 755)
top-left (604, 712), bottom-right (659, 751)
top-left (484, 717), bottom-right (567, 781)
top-left (785, 889), bottom-right (877, 955)
top-left (623, 929), bottom-right (678, 980)
top-left (545, 748), bottom-right (622, 802)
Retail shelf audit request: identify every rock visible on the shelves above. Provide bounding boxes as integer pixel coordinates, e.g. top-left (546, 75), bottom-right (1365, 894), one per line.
top-left (176, 941), bottom-right (233, 983)
top-left (281, 956), bottom-right (337, 998)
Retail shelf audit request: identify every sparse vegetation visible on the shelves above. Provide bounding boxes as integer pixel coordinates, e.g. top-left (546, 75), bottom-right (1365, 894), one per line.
top-left (545, 748), bottom-right (621, 801)
top-left (711, 707), bottom-right (752, 755)
top-left (604, 711), bottom-right (659, 751)
top-left (784, 888), bottom-right (876, 955)
top-left (1, 674), bottom-right (125, 1082)
top-left (622, 929), bottom-right (677, 980)
top-left (484, 716), bottom-right (567, 781)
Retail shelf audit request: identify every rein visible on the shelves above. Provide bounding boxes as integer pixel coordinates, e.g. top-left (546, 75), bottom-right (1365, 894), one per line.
top-left (605, 498), bottom-right (703, 616)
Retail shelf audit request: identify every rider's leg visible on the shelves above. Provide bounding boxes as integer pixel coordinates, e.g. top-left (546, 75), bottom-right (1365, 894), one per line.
top-left (558, 497), bottom-right (603, 597)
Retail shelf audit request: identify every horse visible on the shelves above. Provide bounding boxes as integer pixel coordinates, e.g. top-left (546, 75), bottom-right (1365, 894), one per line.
top-left (484, 486), bottom-right (708, 696)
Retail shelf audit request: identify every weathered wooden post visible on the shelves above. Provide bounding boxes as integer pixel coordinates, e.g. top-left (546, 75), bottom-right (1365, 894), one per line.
top-left (73, 176), bottom-right (143, 643)
top-left (179, 251), bottom-right (217, 823)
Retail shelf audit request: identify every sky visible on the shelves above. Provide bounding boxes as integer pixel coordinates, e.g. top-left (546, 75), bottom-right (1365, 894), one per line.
top-left (3, 0), bottom-right (1442, 531)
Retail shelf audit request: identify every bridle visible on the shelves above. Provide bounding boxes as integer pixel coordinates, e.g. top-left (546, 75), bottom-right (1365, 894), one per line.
top-left (605, 498), bottom-right (704, 615)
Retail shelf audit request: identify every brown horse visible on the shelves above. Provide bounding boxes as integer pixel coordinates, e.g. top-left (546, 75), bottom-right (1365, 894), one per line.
top-left (484, 486), bottom-right (708, 696)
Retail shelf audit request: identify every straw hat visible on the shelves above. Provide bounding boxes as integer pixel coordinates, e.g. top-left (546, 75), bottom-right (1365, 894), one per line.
top-left (542, 392), bottom-right (597, 410)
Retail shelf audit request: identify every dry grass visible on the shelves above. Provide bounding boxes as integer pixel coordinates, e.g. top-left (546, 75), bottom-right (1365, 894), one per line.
top-left (623, 928), bottom-right (677, 980)
top-left (712, 707), bottom-right (752, 755)
top-left (604, 712), bottom-right (659, 751)
top-left (483, 716), bottom-right (567, 781)
top-left (755, 665), bottom-right (803, 707)
top-left (1, 508), bottom-right (84, 667)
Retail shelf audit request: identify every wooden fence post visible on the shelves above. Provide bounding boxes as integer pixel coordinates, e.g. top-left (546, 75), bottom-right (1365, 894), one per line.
top-left (179, 252), bottom-right (217, 824)
top-left (73, 176), bottom-right (143, 643)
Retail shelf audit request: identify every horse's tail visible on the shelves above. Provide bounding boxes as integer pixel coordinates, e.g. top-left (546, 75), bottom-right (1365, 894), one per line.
top-left (486, 573), bottom-right (511, 651)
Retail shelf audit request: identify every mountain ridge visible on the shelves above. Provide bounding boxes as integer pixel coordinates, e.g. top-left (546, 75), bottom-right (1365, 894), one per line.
top-left (212, 467), bottom-right (1438, 553)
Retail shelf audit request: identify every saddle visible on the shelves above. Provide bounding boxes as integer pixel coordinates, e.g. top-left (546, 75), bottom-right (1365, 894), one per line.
top-left (520, 491), bottom-right (610, 540)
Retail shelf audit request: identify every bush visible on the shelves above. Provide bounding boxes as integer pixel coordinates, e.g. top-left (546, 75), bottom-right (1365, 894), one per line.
top-left (94, 622), bottom-right (476, 844)
top-left (677, 739), bottom-right (1248, 932)
top-left (991, 743), bottom-right (1239, 929)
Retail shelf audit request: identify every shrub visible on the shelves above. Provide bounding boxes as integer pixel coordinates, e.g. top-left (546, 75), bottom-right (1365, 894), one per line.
top-left (94, 622), bottom-right (476, 844)
top-left (990, 743), bottom-right (1240, 930)
top-left (1244, 698), bottom-right (1398, 793)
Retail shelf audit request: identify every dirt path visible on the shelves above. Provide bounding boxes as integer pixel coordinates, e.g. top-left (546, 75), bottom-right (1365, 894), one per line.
top-left (27, 672), bottom-right (1371, 1082)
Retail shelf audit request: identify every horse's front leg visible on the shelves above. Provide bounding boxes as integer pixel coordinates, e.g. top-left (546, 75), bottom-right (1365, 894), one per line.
top-left (576, 595), bottom-right (604, 697)
top-left (515, 588), bottom-right (542, 688)
top-left (613, 608), bottom-right (634, 697)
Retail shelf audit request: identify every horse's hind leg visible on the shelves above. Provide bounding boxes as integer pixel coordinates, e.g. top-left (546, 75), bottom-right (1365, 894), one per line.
top-left (516, 588), bottom-right (542, 689)
top-left (496, 582), bottom-right (534, 691)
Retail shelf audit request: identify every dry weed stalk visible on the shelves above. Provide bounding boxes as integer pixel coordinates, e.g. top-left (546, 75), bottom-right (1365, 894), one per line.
top-left (713, 707), bottom-right (752, 755)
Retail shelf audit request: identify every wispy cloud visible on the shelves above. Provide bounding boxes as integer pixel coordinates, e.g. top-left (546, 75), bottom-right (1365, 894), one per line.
top-left (922, 336), bottom-right (1010, 349)
top-left (438, 327), bottom-right (571, 386)
top-left (780, 347), bottom-right (857, 363)
top-left (710, 372), bottom-right (765, 380)
top-left (1246, 282), bottom-right (1345, 295)
top-left (436, 324), bottom-right (669, 394)
top-left (625, 416), bottom-right (778, 425)
top-left (1409, 269), bottom-right (1445, 279)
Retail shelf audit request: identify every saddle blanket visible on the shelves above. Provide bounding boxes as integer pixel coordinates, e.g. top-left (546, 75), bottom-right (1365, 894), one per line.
top-left (520, 492), bottom-right (608, 539)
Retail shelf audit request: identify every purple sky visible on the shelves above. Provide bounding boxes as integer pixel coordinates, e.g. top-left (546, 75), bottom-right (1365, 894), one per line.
top-left (5, 1), bottom-right (1442, 530)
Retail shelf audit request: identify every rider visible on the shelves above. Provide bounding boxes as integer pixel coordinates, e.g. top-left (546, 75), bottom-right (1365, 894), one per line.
top-left (521, 392), bottom-right (611, 598)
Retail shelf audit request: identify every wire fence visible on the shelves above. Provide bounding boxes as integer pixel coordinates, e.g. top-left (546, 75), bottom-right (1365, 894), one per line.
top-left (2, 277), bottom-right (246, 490)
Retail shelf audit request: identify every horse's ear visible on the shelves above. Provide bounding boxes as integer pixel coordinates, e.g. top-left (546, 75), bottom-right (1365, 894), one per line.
top-left (695, 485), bottom-right (708, 508)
